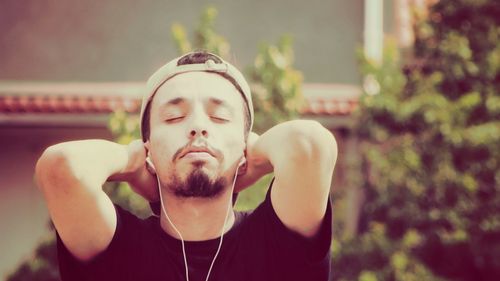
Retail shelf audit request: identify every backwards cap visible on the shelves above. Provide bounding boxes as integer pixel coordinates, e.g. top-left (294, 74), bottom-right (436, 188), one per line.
top-left (140, 51), bottom-right (254, 142)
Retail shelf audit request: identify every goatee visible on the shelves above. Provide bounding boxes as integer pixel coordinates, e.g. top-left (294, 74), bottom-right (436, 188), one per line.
top-left (169, 168), bottom-right (227, 198)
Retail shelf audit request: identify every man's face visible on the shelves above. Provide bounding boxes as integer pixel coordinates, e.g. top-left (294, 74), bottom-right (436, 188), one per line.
top-left (145, 71), bottom-right (247, 198)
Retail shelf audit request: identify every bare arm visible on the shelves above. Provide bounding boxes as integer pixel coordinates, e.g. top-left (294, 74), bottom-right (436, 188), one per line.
top-left (35, 139), bottom-right (156, 261)
top-left (249, 120), bottom-right (337, 237)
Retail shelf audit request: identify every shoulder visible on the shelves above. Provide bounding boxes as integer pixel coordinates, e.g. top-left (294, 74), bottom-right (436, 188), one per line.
top-left (57, 204), bottom-right (157, 279)
top-left (239, 178), bottom-right (333, 259)
top-left (231, 178), bottom-right (332, 281)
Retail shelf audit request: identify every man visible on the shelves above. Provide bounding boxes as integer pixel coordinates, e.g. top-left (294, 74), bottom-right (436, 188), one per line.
top-left (35, 51), bottom-right (337, 281)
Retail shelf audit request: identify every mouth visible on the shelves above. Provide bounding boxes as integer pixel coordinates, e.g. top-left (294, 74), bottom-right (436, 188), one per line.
top-left (180, 147), bottom-right (215, 159)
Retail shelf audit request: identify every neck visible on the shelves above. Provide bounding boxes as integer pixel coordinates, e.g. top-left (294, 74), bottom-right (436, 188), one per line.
top-left (159, 188), bottom-right (235, 241)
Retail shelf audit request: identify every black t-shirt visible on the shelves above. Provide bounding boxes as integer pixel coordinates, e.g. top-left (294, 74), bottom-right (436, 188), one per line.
top-left (56, 179), bottom-right (332, 281)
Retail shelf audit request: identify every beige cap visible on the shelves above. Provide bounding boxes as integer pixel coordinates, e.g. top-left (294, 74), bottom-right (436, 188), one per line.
top-left (140, 52), bottom-right (254, 141)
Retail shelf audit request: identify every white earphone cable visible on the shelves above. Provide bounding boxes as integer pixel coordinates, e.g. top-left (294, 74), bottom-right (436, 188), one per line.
top-left (156, 159), bottom-right (241, 281)
top-left (203, 162), bottom-right (239, 281)
top-left (157, 177), bottom-right (189, 280)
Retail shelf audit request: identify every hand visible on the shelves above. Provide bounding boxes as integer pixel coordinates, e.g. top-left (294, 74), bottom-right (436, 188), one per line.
top-left (234, 132), bottom-right (273, 193)
top-left (108, 140), bottom-right (159, 202)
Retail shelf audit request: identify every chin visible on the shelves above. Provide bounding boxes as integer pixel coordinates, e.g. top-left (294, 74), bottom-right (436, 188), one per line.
top-left (180, 162), bottom-right (217, 179)
top-left (171, 164), bottom-right (228, 198)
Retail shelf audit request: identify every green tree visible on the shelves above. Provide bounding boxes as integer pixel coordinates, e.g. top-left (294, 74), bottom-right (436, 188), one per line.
top-left (171, 6), bottom-right (230, 58)
top-left (333, 0), bottom-right (499, 280)
top-left (248, 35), bottom-right (303, 133)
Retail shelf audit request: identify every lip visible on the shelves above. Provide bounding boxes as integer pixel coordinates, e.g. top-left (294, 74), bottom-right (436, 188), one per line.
top-left (180, 147), bottom-right (215, 159)
top-left (182, 151), bottom-right (214, 160)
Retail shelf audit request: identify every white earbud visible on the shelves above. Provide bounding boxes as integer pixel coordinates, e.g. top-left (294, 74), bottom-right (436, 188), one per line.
top-left (238, 157), bottom-right (246, 167)
top-left (146, 154), bottom-right (156, 171)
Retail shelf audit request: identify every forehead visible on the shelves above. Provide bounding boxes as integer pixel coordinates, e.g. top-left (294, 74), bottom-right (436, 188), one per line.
top-left (151, 71), bottom-right (243, 109)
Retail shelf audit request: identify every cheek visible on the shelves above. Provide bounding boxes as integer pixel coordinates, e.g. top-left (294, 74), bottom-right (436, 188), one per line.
top-left (150, 128), bottom-right (184, 163)
top-left (219, 130), bottom-right (246, 164)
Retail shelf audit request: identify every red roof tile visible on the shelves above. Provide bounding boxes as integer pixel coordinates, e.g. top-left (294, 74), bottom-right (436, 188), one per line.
top-left (0, 82), bottom-right (360, 116)
top-left (299, 83), bottom-right (360, 115)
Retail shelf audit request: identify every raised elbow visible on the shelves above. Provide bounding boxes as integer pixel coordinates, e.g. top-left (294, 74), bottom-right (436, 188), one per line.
top-left (35, 145), bottom-right (73, 192)
top-left (288, 120), bottom-right (338, 163)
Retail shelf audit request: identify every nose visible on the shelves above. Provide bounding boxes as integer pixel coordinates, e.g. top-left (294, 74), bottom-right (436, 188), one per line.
top-left (188, 105), bottom-right (209, 139)
top-left (190, 128), bottom-right (208, 138)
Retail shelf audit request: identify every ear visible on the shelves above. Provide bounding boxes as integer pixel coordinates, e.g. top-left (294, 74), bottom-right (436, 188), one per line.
top-left (144, 140), bottom-right (151, 155)
top-left (237, 148), bottom-right (248, 175)
top-left (237, 159), bottom-right (247, 176)
top-left (238, 156), bottom-right (247, 167)
top-left (143, 140), bottom-right (156, 174)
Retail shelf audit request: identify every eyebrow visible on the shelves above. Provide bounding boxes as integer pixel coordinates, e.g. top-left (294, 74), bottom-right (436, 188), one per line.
top-left (165, 97), bottom-right (185, 106)
top-left (158, 98), bottom-right (185, 113)
top-left (207, 97), bottom-right (230, 108)
top-left (159, 97), bottom-right (232, 110)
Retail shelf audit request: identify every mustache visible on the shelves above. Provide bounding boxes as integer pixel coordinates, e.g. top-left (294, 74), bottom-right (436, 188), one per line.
top-left (172, 140), bottom-right (222, 162)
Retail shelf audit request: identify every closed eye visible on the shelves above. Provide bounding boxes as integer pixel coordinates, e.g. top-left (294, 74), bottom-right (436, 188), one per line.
top-left (165, 117), bottom-right (184, 123)
top-left (211, 116), bottom-right (229, 122)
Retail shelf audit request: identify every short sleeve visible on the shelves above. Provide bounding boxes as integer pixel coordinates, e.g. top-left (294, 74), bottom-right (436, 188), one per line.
top-left (56, 204), bottom-right (143, 281)
top-left (248, 177), bottom-right (332, 280)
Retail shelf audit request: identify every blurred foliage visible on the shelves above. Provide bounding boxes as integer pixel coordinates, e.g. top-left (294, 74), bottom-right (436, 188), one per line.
top-left (171, 6), bottom-right (231, 58)
top-left (6, 233), bottom-right (59, 281)
top-left (7, 6), bottom-right (302, 281)
top-left (248, 35), bottom-right (304, 132)
top-left (333, 0), bottom-right (500, 280)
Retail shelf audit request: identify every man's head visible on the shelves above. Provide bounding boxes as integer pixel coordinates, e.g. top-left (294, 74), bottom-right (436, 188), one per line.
top-left (140, 51), bottom-right (253, 199)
